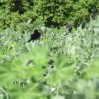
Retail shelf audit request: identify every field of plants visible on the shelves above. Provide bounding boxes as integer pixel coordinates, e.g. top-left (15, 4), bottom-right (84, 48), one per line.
top-left (0, 0), bottom-right (99, 99)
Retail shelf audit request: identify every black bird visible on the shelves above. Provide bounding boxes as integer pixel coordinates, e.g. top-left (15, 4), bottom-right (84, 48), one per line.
top-left (28, 29), bottom-right (41, 42)
top-left (66, 22), bottom-right (73, 32)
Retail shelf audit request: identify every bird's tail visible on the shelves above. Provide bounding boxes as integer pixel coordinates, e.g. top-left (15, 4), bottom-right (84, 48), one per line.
top-left (28, 39), bottom-right (31, 42)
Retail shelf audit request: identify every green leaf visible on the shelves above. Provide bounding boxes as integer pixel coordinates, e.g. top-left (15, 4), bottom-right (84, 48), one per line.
top-left (47, 55), bottom-right (74, 85)
top-left (85, 58), bottom-right (99, 79)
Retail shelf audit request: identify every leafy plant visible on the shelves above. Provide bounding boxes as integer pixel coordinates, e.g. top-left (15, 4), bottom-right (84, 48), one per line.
top-left (0, 14), bottom-right (99, 99)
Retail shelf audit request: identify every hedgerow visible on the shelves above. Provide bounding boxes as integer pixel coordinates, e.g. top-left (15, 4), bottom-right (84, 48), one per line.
top-left (0, 0), bottom-right (99, 31)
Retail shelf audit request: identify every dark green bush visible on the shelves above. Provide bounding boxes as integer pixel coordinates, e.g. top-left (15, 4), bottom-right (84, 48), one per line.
top-left (0, 0), bottom-right (99, 31)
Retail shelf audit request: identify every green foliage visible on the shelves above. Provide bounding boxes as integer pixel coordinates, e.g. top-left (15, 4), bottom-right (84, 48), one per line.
top-left (0, 10), bottom-right (99, 99)
top-left (0, 0), bottom-right (99, 31)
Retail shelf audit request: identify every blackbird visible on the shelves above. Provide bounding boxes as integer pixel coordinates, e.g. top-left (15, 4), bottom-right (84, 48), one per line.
top-left (28, 29), bottom-right (41, 42)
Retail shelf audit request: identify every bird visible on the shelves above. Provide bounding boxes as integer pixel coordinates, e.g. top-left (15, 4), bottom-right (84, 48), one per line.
top-left (28, 29), bottom-right (41, 42)
top-left (66, 22), bottom-right (73, 32)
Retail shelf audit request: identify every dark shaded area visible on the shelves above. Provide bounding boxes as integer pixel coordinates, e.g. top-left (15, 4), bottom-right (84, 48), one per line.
top-left (28, 30), bottom-right (41, 42)
top-left (10, 0), bottom-right (26, 14)
top-left (27, 0), bottom-right (34, 6)
top-left (73, 0), bottom-right (79, 3)
top-left (45, 16), bottom-right (60, 28)
top-left (0, 2), bottom-right (4, 6)
top-left (48, 59), bottom-right (54, 65)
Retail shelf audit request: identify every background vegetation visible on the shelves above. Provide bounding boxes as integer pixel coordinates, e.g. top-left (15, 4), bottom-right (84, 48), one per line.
top-left (0, 0), bottom-right (99, 31)
top-left (0, 0), bottom-right (99, 99)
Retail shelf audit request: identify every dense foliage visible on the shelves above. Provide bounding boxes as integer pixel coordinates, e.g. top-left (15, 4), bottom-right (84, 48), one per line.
top-left (0, 0), bottom-right (99, 31)
top-left (0, 0), bottom-right (99, 99)
top-left (0, 12), bottom-right (99, 98)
